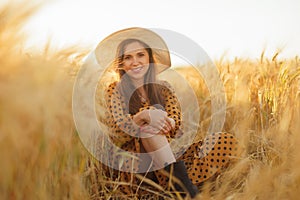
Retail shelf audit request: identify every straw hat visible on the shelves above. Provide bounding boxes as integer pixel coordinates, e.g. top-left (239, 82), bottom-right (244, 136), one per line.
top-left (94, 27), bottom-right (171, 73)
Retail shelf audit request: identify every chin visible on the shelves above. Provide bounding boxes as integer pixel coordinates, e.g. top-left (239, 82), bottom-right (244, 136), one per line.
top-left (129, 72), bottom-right (146, 79)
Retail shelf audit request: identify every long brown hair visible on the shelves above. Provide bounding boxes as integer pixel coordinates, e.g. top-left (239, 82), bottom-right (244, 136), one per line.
top-left (115, 38), bottom-right (165, 115)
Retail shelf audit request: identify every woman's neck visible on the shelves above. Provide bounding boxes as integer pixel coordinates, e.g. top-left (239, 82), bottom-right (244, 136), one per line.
top-left (131, 79), bottom-right (148, 100)
top-left (131, 78), bottom-right (144, 89)
top-left (129, 78), bottom-right (149, 102)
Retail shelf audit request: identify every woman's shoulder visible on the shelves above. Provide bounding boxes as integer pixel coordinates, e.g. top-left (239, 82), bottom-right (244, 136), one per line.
top-left (157, 80), bottom-right (171, 87)
top-left (106, 81), bottom-right (118, 92)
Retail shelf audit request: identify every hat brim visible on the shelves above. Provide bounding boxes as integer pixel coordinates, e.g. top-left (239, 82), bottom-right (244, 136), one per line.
top-left (94, 27), bottom-right (171, 74)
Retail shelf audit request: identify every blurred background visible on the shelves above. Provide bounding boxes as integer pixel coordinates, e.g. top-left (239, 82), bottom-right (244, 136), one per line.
top-left (22, 0), bottom-right (300, 64)
top-left (0, 0), bottom-right (299, 199)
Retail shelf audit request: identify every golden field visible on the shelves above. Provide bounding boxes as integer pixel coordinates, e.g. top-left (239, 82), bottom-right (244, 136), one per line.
top-left (1, 2), bottom-right (300, 200)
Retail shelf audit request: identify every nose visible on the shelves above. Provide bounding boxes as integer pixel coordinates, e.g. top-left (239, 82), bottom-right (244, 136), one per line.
top-left (132, 56), bottom-right (139, 66)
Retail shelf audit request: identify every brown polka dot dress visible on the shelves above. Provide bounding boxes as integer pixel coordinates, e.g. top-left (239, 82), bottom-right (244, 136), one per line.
top-left (101, 80), bottom-right (240, 196)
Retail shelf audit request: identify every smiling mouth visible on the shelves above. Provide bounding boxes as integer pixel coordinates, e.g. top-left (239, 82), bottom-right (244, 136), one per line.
top-left (130, 66), bottom-right (144, 72)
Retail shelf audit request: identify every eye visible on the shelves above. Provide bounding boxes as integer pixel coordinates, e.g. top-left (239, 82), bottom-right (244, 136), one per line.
top-left (124, 55), bottom-right (131, 60)
top-left (138, 53), bottom-right (145, 57)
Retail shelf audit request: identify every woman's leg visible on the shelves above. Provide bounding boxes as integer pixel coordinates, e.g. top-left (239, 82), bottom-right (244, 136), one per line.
top-left (141, 133), bottom-right (199, 198)
top-left (141, 134), bottom-right (176, 168)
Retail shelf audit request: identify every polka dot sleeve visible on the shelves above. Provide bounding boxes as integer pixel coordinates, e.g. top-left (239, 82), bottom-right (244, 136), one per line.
top-left (160, 81), bottom-right (182, 137)
top-left (104, 82), bottom-right (139, 146)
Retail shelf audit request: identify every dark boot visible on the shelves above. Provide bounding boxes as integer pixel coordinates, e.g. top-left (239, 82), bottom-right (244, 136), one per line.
top-left (164, 161), bottom-right (199, 198)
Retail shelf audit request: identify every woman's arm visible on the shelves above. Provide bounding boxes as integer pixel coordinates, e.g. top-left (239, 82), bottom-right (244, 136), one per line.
top-left (105, 82), bottom-right (141, 145)
top-left (161, 81), bottom-right (182, 137)
top-left (104, 81), bottom-right (181, 143)
top-left (132, 109), bottom-right (149, 126)
top-left (139, 81), bottom-right (181, 136)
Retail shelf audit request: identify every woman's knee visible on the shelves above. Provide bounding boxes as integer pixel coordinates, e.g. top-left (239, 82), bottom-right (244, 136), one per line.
top-left (141, 134), bottom-right (169, 152)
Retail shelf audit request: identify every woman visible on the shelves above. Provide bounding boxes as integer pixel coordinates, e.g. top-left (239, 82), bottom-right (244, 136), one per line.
top-left (98, 28), bottom-right (240, 199)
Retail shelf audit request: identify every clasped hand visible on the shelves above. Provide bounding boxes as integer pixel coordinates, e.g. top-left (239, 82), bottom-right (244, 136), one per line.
top-left (140, 109), bottom-right (175, 135)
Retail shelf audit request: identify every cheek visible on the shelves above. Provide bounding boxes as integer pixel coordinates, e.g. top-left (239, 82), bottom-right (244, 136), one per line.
top-left (123, 65), bottom-right (130, 71)
top-left (143, 56), bottom-right (150, 64)
top-left (144, 65), bottom-right (150, 72)
top-left (122, 61), bottom-right (131, 70)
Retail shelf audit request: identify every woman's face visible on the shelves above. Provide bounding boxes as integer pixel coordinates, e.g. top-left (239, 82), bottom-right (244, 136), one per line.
top-left (122, 42), bottom-right (150, 82)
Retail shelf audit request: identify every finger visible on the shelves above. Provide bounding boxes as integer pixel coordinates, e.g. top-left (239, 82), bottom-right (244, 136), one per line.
top-left (164, 116), bottom-right (172, 124)
top-left (164, 120), bottom-right (172, 131)
top-left (161, 118), bottom-right (171, 130)
top-left (150, 126), bottom-right (165, 135)
top-left (161, 124), bottom-right (170, 133)
top-left (165, 117), bottom-right (171, 124)
top-left (159, 118), bottom-right (166, 124)
top-left (167, 117), bottom-right (175, 129)
top-left (162, 126), bottom-right (169, 133)
top-left (157, 123), bottom-right (168, 133)
top-left (154, 122), bottom-right (164, 131)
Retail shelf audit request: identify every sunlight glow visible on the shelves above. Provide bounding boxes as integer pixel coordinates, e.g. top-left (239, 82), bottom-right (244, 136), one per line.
top-left (23, 0), bottom-right (300, 63)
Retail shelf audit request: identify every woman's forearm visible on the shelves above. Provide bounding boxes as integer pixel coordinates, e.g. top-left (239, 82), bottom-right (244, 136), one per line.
top-left (132, 110), bottom-right (150, 126)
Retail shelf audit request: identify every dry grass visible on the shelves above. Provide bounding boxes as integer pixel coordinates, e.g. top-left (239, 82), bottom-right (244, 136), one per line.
top-left (0, 2), bottom-right (89, 200)
top-left (1, 1), bottom-right (300, 200)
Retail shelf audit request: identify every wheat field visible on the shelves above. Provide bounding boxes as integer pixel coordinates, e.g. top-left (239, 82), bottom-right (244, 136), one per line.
top-left (1, 2), bottom-right (300, 200)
